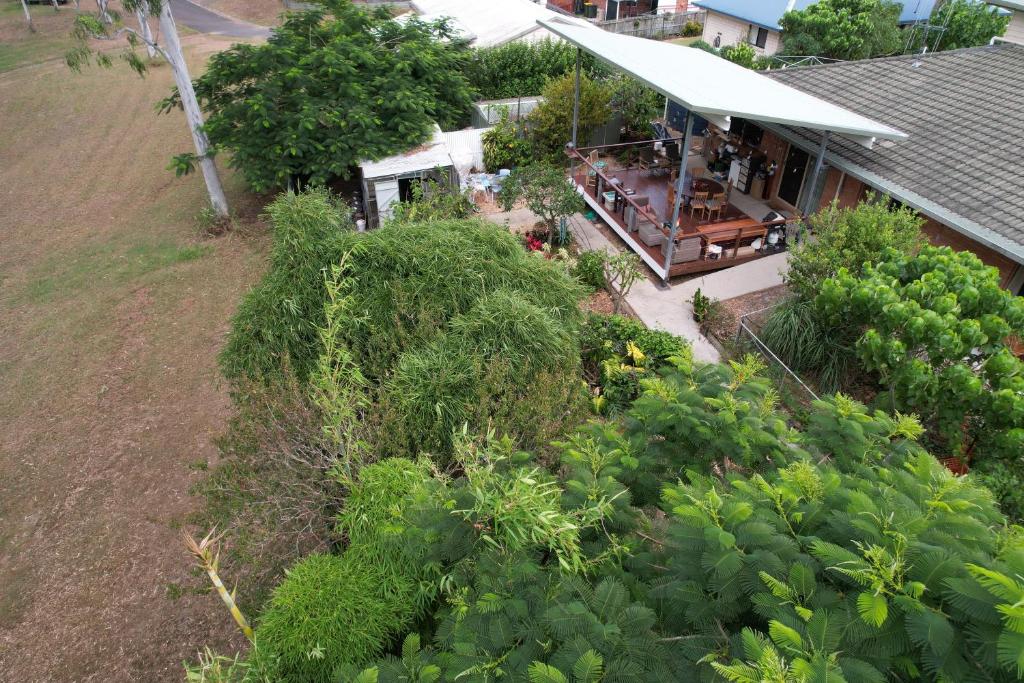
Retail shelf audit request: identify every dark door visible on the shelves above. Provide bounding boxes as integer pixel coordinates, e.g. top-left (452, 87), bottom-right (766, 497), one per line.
top-left (606, 0), bottom-right (618, 20)
top-left (777, 145), bottom-right (810, 208)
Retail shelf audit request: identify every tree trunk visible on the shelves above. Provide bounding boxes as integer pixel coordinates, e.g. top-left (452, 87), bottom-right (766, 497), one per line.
top-left (136, 1), bottom-right (156, 59)
top-left (50, 0), bottom-right (59, 12)
top-left (96, 0), bottom-right (111, 24)
top-left (158, 2), bottom-right (230, 218)
top-left (21, 0), bottom-right (35, 31)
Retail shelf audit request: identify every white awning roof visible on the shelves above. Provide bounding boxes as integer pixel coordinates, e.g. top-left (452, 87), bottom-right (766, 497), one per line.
top-left (360, 127), bottom-right (489, 179)
top-left (412, 0), bottom-right (591, 48)
top-left (538, 18), bottom-right (908, 144)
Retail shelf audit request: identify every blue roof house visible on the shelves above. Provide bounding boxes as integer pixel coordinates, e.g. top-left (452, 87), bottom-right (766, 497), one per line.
top-left (691, 0), bottom-right (951, 56)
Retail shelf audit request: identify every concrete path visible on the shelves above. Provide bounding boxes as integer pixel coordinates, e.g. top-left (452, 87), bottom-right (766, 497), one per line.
top-left (169, 0), bottom-right (271, 38)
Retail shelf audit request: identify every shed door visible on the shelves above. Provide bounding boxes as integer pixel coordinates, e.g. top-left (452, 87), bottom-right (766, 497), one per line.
top-left (375, 179), bottom-right (401, 223)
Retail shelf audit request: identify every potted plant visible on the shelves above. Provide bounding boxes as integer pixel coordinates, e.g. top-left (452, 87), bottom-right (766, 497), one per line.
top-left (690, 288), bottom-right (711, 323)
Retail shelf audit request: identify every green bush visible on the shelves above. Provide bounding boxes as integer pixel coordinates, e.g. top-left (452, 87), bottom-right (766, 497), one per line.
top-left (481, 110), bottom-right (533, 171)
top-left (249, 553), bottom-right (413, 683)
top-left (657, 452), bottom-right (1019, 681)
top-left (333, 219), bottom-right (585, 381)
top-left (380, 290), bottom-right (583, 456)
top-left (572, 250), bottom-right (607, 291)
top-left (579, 313), bottom-right (691, 413)
top-left (219, 189), bottom-right (352, 385)
top-left (682, 20), bottom-right (702, 36)
top-left (467, 38), bottom-right (609, 99)
top-left (252, 459), bottom-right (434, 682)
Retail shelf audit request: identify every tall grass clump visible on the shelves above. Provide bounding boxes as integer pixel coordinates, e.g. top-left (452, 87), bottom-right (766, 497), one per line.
top-left (219, 188), bottom-right (353, 385)
top-left (380, 290), bottom-right (584, 457)
top-left (250, 459), bottom-right (434, 682)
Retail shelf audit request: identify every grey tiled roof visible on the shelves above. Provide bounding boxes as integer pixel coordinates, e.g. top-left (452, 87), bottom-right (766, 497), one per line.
top-left (765, 44), bottom-right (1024, 261)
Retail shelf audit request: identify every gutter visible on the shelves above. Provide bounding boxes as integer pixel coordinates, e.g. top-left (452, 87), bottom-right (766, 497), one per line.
top-left (761, 123), bottom-right (1024, 266)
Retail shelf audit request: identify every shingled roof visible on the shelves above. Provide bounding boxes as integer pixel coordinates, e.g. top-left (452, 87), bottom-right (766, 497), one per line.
top-left (765, 43), bottom-right (1024, 264)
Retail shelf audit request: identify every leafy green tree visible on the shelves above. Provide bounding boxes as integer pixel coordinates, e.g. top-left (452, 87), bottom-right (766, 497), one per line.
top-left (609, 75), bottom-right (662, 140)
top-left (172, 0), bottom-right (474, 192)
top-left (780, 0), bottom-right (903, 60)
top-left (388, 179), bottom-right (476, 226)
top-left (499, 163), bottom-right (585, 242)
top-left (787, 195), bottom-right (924, 300)
top-left (467, 38), bottom-right (608, 99)
top-left (814, 246), bottom-right (1024, 515)
top-left (657, 450), bottom-right (1021, 681)
top-left (929, 0), bottom-right (1010, 51)
top-left (760, 197), bottom-right (924, 391)
top-left (528, 73), bottom-right (612, 159)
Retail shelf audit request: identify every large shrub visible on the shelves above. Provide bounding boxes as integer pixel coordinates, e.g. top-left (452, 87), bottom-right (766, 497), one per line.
top-left (814, 246), bottom-right (1024, 518)
top-left (780, 0), bottom-right (903, 60)
top-left (379, 290), bottom-right (584, 456)
top-left (181, 0), bottom-right (474, 191)
top-left (656, 452), bottom-right (1020, 681)
top-left (467, 38), bottom-right (608, 99)
top-left (481, 110), bottom-right (533, 171)
top-left (250, 459), bottom-right (432, 682)
top-left (528, 73), bottom-right (612, 159)
top-left (759, 196), bottom-right (924, 392)
top-left (220, 189), bottom-right (352, 385)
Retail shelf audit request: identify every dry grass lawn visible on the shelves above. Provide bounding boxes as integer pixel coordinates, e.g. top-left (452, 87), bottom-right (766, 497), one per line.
top-left (0, 10), bottom-right (272, 682)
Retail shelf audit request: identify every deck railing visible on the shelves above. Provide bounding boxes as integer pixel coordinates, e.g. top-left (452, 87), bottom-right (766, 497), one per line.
top-left (568, 143), bottom-right (795, 278)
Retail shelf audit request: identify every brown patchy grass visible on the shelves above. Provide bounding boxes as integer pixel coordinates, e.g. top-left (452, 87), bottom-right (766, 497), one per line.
top-left (0, 17), bottom-right (272, 683)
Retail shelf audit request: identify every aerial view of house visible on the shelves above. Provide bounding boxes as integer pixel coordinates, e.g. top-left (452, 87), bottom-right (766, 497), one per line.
top-left (3, 0), bottom-right (1023, 681)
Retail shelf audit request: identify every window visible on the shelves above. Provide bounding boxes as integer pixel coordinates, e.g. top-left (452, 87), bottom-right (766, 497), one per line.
top-left (748, 25), bottom-right (768, 49)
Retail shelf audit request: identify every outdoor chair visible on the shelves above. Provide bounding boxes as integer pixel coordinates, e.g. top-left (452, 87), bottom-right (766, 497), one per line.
top-left (638, 222), bottom-right (665, 247)
top-left (705, 192), bottom-right (727, 221)
top-left (664, 142), bottom-right (681, 166)
top-left (689, 191), bottom-right (709, 219)
top-left (662, 236), bottom-right (701, 264)
top-left (638, 147), bottom-right (665, 174)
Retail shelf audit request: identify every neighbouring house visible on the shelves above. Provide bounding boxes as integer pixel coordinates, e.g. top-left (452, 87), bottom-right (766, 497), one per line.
top-left (409, 0), bottom-right (591, 47)
top-left (548, 0), bottom-right (687, 20)
top-left (989, 0), bottom-right (1024, 43)
top-left (359, 127), bottom-right (488, 229)
top-left (691, 0), bottom-right (983, 57)
top-left (763, 43), bottom-right (1024, 292)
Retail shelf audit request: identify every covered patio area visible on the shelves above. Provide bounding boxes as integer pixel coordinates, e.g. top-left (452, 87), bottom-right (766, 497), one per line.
top-left (569, 139), bottom-right (791, 277)
top-left (540, 17), bottom-right (907, 282)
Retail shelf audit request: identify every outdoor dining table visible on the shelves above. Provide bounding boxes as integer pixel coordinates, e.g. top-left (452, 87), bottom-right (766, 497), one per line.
top-left (681, 177), bottom-right (725, 204)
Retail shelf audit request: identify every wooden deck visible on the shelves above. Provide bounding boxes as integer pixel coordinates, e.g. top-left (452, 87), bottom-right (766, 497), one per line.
top-left (570, 157), bottom-right (787, 278)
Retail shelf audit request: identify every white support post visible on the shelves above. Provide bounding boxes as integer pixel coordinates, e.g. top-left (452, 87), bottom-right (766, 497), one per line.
top-left (798, 130), bottom-right (829, 242)
top-left (662, 109), bottom-right (693, 281)
top-left (570, 48), bottom-right (582, 150)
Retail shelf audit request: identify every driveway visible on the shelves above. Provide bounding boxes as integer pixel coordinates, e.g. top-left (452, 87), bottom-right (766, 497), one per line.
top-left (168, 0), bottom-right (272, 38)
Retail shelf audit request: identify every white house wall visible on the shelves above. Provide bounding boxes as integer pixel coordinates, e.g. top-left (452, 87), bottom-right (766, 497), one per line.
top-left (700, 10), bottom-right (782, 55)
top-left (1005, 12), bottom-right (1024, 45)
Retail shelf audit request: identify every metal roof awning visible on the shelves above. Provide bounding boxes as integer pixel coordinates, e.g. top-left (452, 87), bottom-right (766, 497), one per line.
top-left (538, 18), bottom-right (908, 148)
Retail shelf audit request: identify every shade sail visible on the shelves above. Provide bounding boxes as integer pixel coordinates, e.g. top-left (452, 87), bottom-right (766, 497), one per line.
top-left (538, 18), bottom-right (908, 143)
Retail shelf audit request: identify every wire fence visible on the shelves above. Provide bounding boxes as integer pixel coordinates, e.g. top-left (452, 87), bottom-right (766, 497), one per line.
top-left (733, 303), bottom-right (820, 406)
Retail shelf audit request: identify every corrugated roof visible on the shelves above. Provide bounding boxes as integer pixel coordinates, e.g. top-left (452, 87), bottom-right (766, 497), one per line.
top-left (538, 18), bottom-right (906, 141)
top-left (691, 0), bottom-right (815, 31)
top-left (410, 0), bottom-right (591, 48)
top-left (766, 44), bottom-right (1024, 263)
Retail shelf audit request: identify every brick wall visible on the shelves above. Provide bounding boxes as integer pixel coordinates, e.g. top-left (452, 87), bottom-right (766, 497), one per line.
top-left (550, 0), bottom-right (659, 18)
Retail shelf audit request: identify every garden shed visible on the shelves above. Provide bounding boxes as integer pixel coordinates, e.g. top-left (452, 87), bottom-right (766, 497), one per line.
top-left (359, 127), bottom-right (489, 229)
